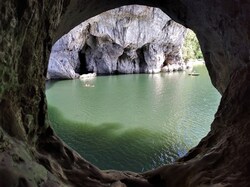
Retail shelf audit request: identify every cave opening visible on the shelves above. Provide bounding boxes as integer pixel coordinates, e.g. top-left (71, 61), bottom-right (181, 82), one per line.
top-left (1, 1), bottom-right (249, 186)
top-left (46, 5), bottom-right (221, 173)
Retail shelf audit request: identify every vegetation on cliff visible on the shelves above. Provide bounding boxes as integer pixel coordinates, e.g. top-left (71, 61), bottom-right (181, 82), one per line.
top-left (182, 29), bottom-right (203, 61)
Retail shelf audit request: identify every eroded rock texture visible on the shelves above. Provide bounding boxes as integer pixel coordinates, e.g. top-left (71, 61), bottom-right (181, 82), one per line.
top-left (0, 0), bottom-right (250, 187)
top-left (48, 5), bottom-right (186, 79)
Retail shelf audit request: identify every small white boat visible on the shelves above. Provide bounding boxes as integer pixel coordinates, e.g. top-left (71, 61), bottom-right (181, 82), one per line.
top-left (188, 72), bottom-right (200, 76)
top-left (84, 84), bottom-right (95, 87)
top-left (79, 73), bottom-right (96, 80)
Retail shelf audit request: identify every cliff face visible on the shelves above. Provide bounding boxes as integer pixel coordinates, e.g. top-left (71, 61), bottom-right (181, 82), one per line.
top-left (1, 0), bottom-right (250, 187)
top-left (47, 6), bottom-right (186, 79)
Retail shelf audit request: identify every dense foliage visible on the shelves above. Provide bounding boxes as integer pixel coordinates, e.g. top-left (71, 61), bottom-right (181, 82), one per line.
top-left (182, 29), bottom-right (203, 61)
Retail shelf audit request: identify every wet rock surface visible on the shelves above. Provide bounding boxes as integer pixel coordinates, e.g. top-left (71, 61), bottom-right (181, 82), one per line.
top-left (47, 6), bottom-right (186, 79)
top-left (0, 0), bottom-right (250, 187)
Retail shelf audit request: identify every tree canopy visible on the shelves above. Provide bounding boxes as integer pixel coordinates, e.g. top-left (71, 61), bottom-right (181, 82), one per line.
top-left (182, 29), bottom-right (203, 61)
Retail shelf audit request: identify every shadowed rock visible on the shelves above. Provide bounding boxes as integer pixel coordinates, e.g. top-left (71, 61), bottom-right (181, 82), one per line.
top-left (0, 0), bottom-right (250, 186)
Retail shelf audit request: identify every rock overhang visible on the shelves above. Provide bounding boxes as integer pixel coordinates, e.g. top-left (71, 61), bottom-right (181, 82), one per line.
top-left (0, 0), bottom-right (250, 186)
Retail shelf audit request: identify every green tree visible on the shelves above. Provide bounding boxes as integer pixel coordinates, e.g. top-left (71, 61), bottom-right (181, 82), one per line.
top-left (182, 29), bottom-right (203, 62)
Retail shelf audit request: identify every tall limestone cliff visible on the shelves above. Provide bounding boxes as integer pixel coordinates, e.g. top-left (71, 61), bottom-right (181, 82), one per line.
top-left (47, 5), bottom-right (186, 79)
top-left (2, 0), bottom-right (250, 186)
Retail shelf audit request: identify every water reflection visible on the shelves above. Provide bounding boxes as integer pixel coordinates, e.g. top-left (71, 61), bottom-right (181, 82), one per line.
top-left (46, 65), bottom-right (221, 172)
top-left (48, 105), bottom-right (189, 172)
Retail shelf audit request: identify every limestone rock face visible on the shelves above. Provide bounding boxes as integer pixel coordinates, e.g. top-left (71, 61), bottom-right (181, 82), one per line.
top-left (47, 5), bottom-right (187, 78)
top-left (143, 43), bottom-right (165, 73)
top-left (47, 22), bottom-right (88, 79)
top-left (117, 48), bottom-right (140, 74)
top-left (48, 52), bottom-right (79, 79)
top-left (1, 0), bottom-right (250, 187)
top-left (84, 36), bottom-right (124, 74)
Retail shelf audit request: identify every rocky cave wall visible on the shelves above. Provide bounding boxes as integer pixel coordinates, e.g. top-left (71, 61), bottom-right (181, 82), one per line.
top-left (0, 0), bottom-right (250, 187)
top-left (47, 5), bottom-right (187, 79)
top-left (55, 0), bottom-right (250, 94)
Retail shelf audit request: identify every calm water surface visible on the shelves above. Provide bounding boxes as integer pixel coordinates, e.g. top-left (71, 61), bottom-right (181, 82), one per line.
top-left (46, 65), bottom-right (221, 172)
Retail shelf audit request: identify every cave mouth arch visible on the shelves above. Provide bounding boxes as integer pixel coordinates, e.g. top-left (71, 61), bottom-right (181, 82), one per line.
top-left (45, 4), bottom-right (221, 171)
top-left (1, 1), bottom-right (249, 186)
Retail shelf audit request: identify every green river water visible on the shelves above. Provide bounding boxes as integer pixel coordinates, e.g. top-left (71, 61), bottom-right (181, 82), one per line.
top-left (46, 65), bottom-right (221, 172)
